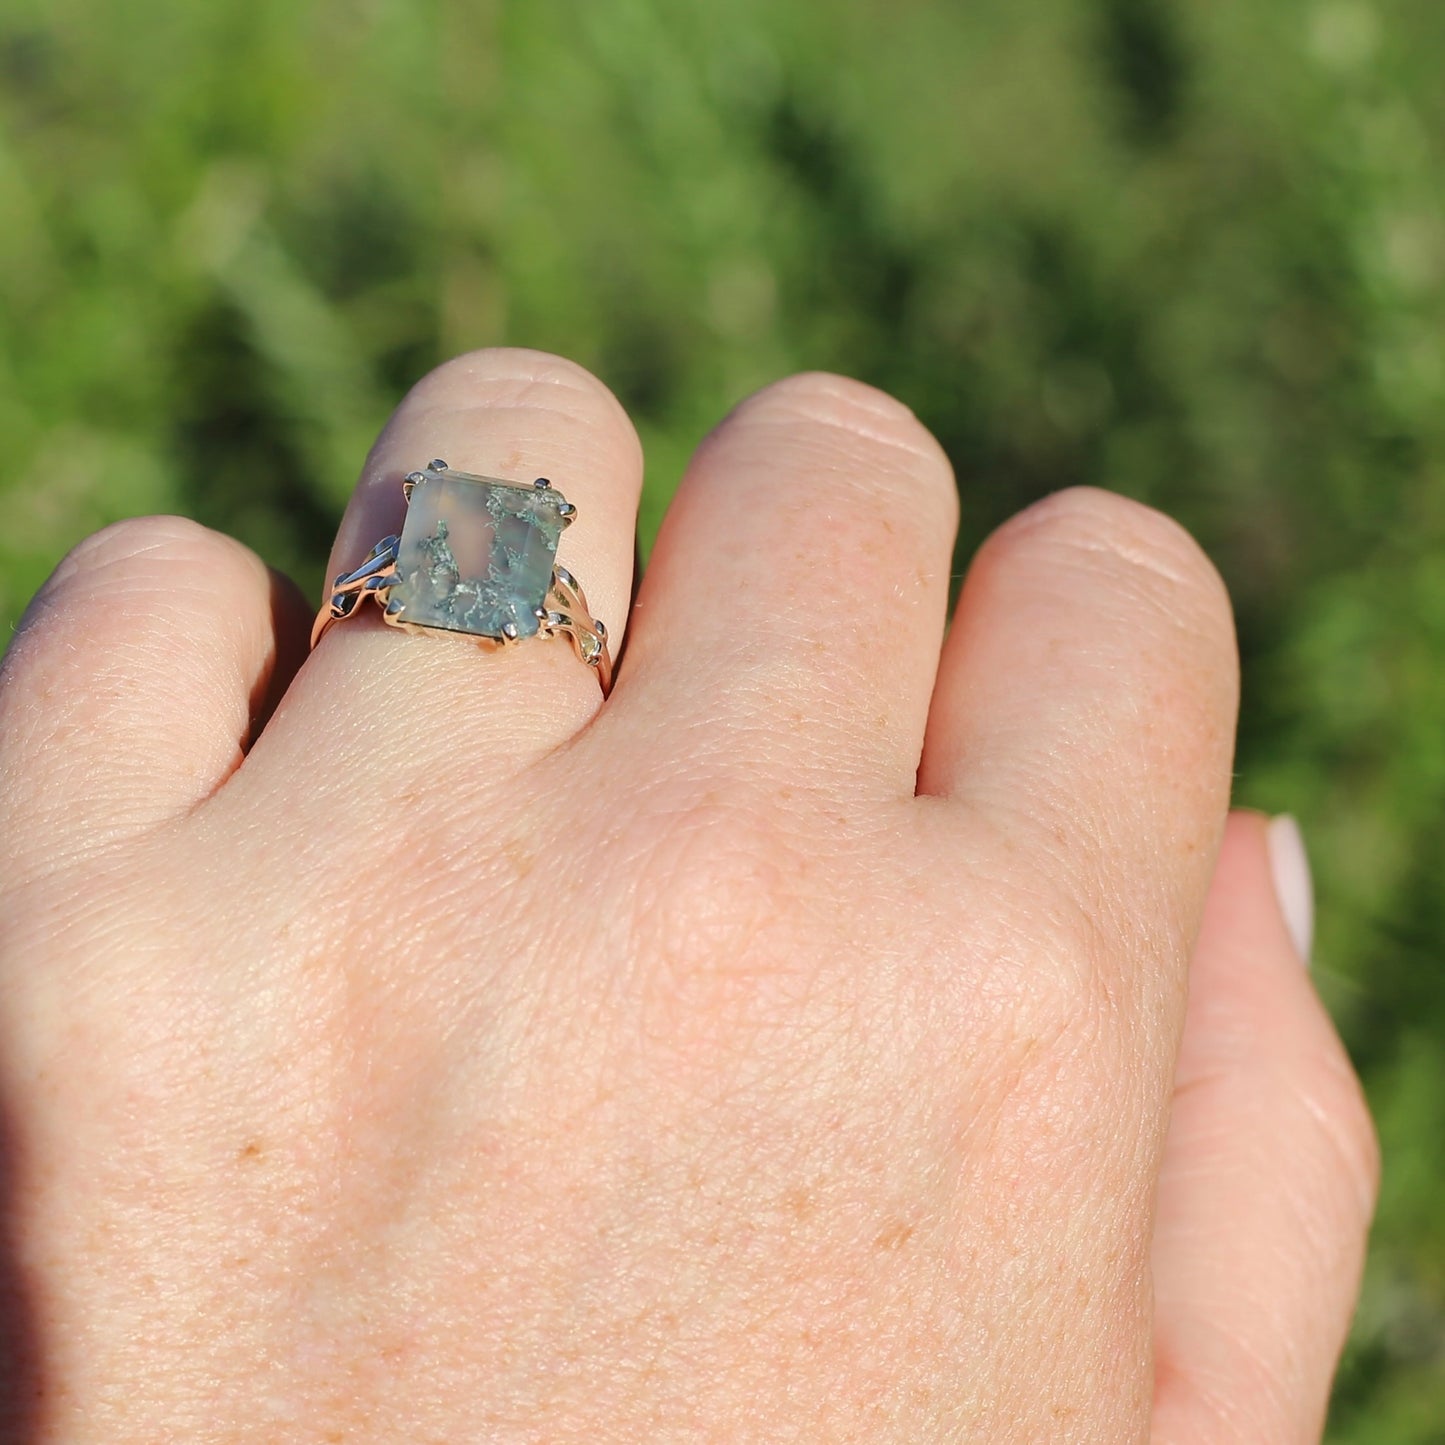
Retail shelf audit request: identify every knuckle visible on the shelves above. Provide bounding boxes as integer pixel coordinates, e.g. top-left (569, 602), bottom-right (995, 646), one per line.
top-left (991, 486), bottom-right (1232, 635)
top-left (998, 952), bottom-right (1106, 1077)
top-left (2, 516), bottom-right (262, 767)
top-left (939, 895), bottom-right (1146, 1189)
top-left (976, 488), bottom-right (1238, 804)
top-left (949, 867), bottom-right (1121, 1068)
top-left (749, 370), bottom-right (920, 430)
top-left (613, 785), bottom-right (826, 1053)
top-left (11, 517), bottom-right (257, 652)
top-left (745, 370), bottom-right (948, 458)
top-left (628, 793), bottom-right (793, 970)
top-left (52, 515), bottom-right (247, 590)
top-left (405, 347), bottom-right (640, 454)
top-left (418, 345), bottom-right (599, 393)
top-left (725, 371), bottom-right (957, 524)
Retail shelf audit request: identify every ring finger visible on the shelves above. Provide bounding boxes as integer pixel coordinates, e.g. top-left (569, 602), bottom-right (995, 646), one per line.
top-left (244, 348), bottom-right (643, 801)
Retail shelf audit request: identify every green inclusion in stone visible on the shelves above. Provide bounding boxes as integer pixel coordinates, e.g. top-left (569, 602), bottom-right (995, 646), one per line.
top-left (392, 470), bottom-right (566, 639)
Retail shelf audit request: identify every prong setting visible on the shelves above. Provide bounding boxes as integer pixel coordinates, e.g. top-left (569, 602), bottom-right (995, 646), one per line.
top-left (311, 464), bottom-right (611, 693)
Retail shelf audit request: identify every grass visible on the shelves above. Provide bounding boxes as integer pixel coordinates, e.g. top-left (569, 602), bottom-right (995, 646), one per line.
top-left (2, 0), bottom-right (1443, 1433)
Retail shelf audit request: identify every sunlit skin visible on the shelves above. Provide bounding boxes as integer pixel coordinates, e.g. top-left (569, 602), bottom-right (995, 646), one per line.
top-left (0, 352), bottom-right (1377, 1442)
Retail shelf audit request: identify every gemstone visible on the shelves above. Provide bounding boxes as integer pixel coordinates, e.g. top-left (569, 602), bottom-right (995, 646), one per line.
top-left (391, 468), bottom-right (567, 639)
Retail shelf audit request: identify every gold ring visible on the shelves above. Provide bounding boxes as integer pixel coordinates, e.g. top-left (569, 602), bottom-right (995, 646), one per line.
top-left (310, 461), bottom-right (612, 695)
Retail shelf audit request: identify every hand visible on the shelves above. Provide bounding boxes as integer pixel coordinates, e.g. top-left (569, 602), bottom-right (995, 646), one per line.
top-left (0, 352), bottom-right (1376, 1442)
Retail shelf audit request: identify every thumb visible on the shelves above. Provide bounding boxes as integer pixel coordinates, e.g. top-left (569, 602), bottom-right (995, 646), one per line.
top-left (1150, 811), bottom-right (1379, 1444)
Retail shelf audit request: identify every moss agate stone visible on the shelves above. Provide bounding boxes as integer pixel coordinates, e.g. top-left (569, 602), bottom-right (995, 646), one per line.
top-left (392, 469), bottom-right (566, 639)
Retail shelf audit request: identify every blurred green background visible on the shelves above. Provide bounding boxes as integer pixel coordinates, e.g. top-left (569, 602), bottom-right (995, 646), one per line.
top-left (1, 0), bottom-right (1441, 1434)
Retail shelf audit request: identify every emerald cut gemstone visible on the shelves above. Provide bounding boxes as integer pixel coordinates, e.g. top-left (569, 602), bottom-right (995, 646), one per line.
top-left (392, 468), bottom-right (567, 639)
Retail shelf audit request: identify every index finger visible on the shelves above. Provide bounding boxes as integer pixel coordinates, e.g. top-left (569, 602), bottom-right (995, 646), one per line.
top-left (918, 487), bottom-right (1239, 1019)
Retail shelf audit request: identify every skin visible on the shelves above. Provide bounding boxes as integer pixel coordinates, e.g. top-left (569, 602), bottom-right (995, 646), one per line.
top-left (0, 352), bottom-right (1377, 1442)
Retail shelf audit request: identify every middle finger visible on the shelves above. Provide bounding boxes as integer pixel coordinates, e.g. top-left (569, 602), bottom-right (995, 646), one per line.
top-left (615, 373), bottom-right (958, 798)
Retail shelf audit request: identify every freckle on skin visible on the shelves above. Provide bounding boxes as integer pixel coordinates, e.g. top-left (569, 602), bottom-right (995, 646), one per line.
top-left (503, 839), bottom-right (535, 877)
top-left (873, 1220), bottom-right (914, 1251)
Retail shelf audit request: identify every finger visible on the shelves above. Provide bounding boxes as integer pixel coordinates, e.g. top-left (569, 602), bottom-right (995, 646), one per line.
top-left (614, 372), bottom-right (957, 795)
top-left (918, 488), bottom-right (1238, 1006)
top-left (254, 349), bottom-right (642, 793)
top-left (1151, 811), bottom-right (1378, 1444)
top-left (0, 517), bottom-right (305, 879)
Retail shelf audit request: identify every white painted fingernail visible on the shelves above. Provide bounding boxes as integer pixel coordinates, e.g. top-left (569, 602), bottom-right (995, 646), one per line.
top-left (1266, 814), bottom-right (1314, 965)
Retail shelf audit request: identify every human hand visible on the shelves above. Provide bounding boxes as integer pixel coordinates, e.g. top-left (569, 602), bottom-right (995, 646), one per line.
top-left (0, 352), bottom-right (1376, 1441)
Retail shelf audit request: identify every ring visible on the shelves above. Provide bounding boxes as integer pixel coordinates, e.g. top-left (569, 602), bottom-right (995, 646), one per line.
top-left (310, 460), bottom-right (613, 695)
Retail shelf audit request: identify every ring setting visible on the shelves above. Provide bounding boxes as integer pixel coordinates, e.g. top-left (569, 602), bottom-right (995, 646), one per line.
top-left (310, 461), bottom-right (612, 694)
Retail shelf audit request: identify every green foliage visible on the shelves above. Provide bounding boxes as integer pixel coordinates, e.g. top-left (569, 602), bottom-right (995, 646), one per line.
top-left (2, 0), bottom-right (1443, 1433)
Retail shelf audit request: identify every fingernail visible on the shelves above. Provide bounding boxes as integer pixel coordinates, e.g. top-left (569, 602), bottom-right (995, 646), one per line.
top-left (1266, 814), bottom-right (1314, 965)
